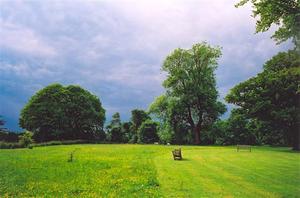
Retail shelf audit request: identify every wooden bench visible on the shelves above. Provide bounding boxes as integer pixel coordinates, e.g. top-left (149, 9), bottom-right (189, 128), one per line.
top-left (172, 148), bottom-right (182, 160)
top-left (237, 145), bottom-right (251, 152)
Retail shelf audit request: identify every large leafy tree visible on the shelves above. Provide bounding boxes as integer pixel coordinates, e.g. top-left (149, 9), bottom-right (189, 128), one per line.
top-left (121, 121), bottom-right (132, 143)
top-left (110, 112), bottom-right (122, 127)
top-left (209, 111), bottom-right (268, 146)
top-left (149, 94), bottom-right (192, 144)
top-left (106, 112), bottom-right (123, 142)
top-left (149, 95), bottom-right (169, 125)
top-left (225, 109), bottom-right (256, 145)
top-left (129, 109), bottom-right (150, 142)
top-left (149, 95), bottom-right (174, 144)
top-left (161, 42), bottom-right (226, 144)
top-left (236, 0), bottom-right (300, 49)
top-left (19, 83), bottom-right (106, 142)
top-left (226, 50), bottom-right (300, 150)
top-left (137, 120), bottom-right (159, 143)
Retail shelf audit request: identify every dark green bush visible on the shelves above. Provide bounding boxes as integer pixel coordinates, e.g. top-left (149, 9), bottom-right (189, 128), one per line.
top-left (0, 141), bottom-right (24, 149)
top-left (32, 139), bottom-right (100, 147)
top-left (0, 131), bottom-right (20, 142)
top-left (138, 120), bottom-right (159, 143)
top-left (0, 139), bottom-right (104, 149)
top-left (19, 131), bottom-right (34, 147)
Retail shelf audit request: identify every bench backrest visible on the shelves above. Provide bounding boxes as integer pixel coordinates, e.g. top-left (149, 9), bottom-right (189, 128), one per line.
top-left (237, 145), bottom-right (251, 152)
top-left (237, 145), bottom-right (251, 148)
top-left (172, 148), bottom-right (182, 161)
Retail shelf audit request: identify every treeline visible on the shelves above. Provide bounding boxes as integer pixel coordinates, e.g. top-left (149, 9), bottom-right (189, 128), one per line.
top-left (1, 49), bottom-right (298, 150)
top-left (148, 47), bottom-right (299, 150)
top-left (1, 47), bottom-right (299, 150)
top-left (1, 0), bottom-right (299, 150)
top-left (105, 110), bottom-right (158, 144)
top-left (224, 50), bottom-right (299, 149)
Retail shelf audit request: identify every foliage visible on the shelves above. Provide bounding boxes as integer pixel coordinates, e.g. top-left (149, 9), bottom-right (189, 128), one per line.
top-left (129, 109), bottom-right (150, 143)
top-left (110, 129), bottom-right (122, 142)
top-left (236, 0), bottom-right (300, 48)
top-left (226, 50), bottom-right (300, 150)
top-left (149, 95), bottom-right (174, 144)
top-left (19, 83), bottom-right (106, 142)
top-left (32, 139), bottom-right (95, 147)
top-left (149, 95), bottom-right (169, 123)
top-left (0, 141), bottom-right (24, 149)
top-left (19, 131), bottom-right (34, 147)
top-left (106, 112), bottom-right (124, 142)
top-left (0, 139), bottom-right (104, 149)
top-left (263, 50), bottom-right (300, 72)
top-left (0, 145), bottom-right (299, 197)
top-left (121, 121), bottom-right (132, 143)
top-left (156, 124), bottom-right (174, 144)
top-left (209, 119), bottom-right (229, 145)
top-left (206, 111), bottom-right (286, 146)
top-left (203, 111), bottom-right (256, 146)
top-left (245, 119), bottom-right (275, 145)
top-left (149, 95), bottom-right (192, 144)
top-left (0, 131), bottom-right (19, 142)
top-left (157, 42), bottom-right (226, 144)
top-left (225, 109), bottom-right (256, 145)
top-left (137, 120), bottom-right (159, 143)
top-left (0, 116), bottom-right (6, 132)
top-left (110, 112), bottom-right (122, 128)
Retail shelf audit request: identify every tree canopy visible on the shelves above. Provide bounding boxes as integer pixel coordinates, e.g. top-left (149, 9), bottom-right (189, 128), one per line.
top-left (106, 112), bottom-right (124, 142)
top-left (19, 83), bottom-right (106, 142)
top-left (129, 109), bottom-right (150, 143)
top-left (0, 116), bottom-right (6, 132)
top-left (236, 0), bottom-right (300, 49)
top-left (149, 94), bottom-right (191, 144)
top-left (226, 50), bottom-right (300, 150)
top-left (137, 120), bottom-right (159, 143)
top-left (156, 42), bottom-right (226, 144)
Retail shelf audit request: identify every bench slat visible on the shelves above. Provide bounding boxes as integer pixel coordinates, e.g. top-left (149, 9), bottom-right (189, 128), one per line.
top-left (237, 145), bottom-right (251, 152)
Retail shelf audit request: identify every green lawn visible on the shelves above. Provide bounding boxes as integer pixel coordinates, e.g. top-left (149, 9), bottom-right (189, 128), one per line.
top-left (0, 145), bottom-right (299, 197)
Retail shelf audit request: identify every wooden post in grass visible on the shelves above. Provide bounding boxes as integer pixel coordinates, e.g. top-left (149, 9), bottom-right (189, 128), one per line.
top-left (68, 148), bottom-right (78, 162)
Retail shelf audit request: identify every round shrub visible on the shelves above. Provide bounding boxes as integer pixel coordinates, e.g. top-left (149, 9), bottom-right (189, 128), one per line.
top-left (138, 120), bottom-right (159, 143)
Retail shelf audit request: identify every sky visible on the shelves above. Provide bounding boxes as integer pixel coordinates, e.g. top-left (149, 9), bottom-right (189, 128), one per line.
top-left (0, 0), bottom-right (293, 131)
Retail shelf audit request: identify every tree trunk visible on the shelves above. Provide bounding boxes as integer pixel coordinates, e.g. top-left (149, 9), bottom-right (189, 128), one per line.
top-left (194, 125), bottom-right (201, 145)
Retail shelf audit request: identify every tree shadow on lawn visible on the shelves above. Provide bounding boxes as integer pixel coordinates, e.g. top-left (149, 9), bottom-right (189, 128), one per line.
top-left (271, 149), bottom-right (300, 154)
top-left (255, 146), bottom-right (300, 153)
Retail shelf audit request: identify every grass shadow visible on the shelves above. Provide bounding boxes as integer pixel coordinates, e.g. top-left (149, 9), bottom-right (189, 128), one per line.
top-left (272, 149), bottom-right (300, 154)
top-left (174, 158), bottom-right (190, 161)
top-left (254, 146), bottom-right (300, 153)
